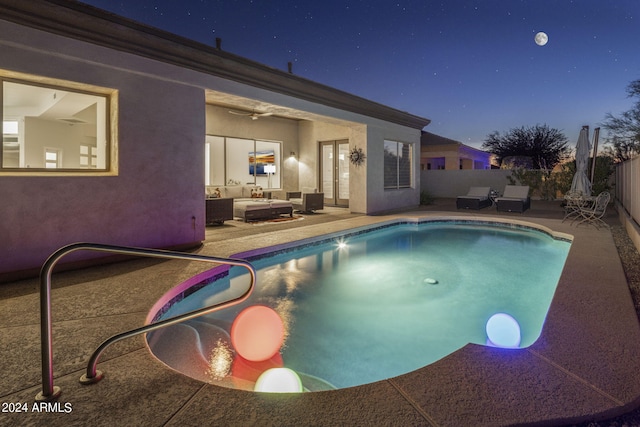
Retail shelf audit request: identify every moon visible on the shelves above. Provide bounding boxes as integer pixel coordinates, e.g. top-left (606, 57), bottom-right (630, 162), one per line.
top-left (535, 32), bottom-right (548, 46)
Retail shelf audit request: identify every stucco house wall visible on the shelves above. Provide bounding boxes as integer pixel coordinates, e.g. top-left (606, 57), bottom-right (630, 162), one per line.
top-left (0, 1), bottom-right (429, 279)
top-left (0, 19), bottom-right (207, 278)
top-left (297, 120), bottom-right (367, 211)
top-left (365, 124), bottom-right (423, 214)
top-left (421, 131), bottom-right (491, 170)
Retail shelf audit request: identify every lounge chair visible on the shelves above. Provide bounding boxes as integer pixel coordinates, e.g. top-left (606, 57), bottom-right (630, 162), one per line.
top-left (572, 191), bottom-right (610, 229)
top-left (287, 187), bottom-right (324, 213)
top-left (495, 185), bottom-right (531, 213)
top-left (456, 187), bottom-right (492, 210)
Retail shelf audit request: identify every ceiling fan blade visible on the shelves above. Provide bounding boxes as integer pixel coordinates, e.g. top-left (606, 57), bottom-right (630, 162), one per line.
top-left (228, 110), bottom-right (273, 120)
top-left (228, 110), bottom-right (251, 116)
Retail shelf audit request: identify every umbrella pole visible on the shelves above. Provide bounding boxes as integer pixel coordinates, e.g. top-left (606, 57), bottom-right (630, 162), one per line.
top-left (590, 127), bottom-right (600, 187)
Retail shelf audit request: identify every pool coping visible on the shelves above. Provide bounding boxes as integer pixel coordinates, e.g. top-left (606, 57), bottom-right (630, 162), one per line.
top-left (143, 214), bottom-right (640, 426)
top-left (3, 209), bottom-right (640, 426)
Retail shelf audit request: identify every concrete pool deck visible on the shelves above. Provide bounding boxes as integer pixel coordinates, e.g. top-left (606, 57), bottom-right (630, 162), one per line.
top-left (1, 201), bottom-right (640, 426)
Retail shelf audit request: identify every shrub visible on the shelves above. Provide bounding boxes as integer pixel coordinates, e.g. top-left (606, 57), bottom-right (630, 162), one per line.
top-left (420, 190), bottom-right (435, 205)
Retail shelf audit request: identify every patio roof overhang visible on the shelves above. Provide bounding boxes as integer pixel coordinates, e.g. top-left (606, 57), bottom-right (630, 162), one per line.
top-left (0, 0), bottom-right (431, 130)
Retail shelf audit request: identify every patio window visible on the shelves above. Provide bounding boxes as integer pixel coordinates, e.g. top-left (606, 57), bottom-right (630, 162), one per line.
top-left (1, 71), bottom-right (116, 173)
top-left (384, 140), bottom-right (412, 189)
top-left (206, 135), bottom-right (282, 189)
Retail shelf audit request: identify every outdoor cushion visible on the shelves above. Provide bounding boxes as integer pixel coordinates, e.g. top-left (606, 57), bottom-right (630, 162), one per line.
top-left (456, 187), bottom-right (492, 210)
top-left (501, 185), bottom-right (529, 200)
top-left (465, 187), bottom-right (490, 198)
top-left (496, 185), bottom-right (531, 213)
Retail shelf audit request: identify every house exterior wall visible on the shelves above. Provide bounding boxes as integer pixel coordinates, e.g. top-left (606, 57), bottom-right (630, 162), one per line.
top-left (0, 19), bottom-right (206, 278)
top-left (421, 142), bottom-right (491, 170)
top-left (297, 120), bottom-right (367, 211)
top-left (365, 124), bottom-right (422, 213)
top-left (420, 144), bottom-right (460, 170)
top-left (0, 4), bottom-right (429, 279)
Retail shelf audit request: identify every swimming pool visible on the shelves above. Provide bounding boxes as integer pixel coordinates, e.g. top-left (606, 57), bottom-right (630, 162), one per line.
top-left (146, 219), bottom-right (571, 391)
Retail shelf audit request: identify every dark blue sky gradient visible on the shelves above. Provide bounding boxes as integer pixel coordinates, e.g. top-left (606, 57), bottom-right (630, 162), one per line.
top-left (79, 0), bottom-right (639, 148)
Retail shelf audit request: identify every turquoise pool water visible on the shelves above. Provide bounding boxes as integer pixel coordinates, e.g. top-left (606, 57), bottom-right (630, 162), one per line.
top-left (147, 220), bottom-right (571, 391)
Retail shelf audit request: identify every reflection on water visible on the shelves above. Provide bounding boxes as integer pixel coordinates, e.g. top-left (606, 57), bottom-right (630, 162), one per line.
top-left (149, 222), bottom-right (570, 390)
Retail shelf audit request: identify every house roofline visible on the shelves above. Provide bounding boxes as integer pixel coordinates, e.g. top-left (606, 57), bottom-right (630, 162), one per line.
top-left (0, 0), bottom-right (431, 130)
top-left (421, 131), bottom-right (488, 155)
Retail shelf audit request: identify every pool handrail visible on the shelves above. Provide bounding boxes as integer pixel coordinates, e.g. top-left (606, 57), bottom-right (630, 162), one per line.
top-left (36, 242), bottom-right (257, 402)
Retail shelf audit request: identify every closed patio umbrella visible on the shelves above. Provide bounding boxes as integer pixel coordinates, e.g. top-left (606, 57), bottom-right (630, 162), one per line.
top-left (570, 126), bottom-right (592, 196)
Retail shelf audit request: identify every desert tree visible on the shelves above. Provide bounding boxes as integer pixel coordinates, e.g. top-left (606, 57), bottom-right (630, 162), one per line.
top-left (602, 79), bottom-right (640, 162)
top-left (482, 124), bottom-right (570, 170)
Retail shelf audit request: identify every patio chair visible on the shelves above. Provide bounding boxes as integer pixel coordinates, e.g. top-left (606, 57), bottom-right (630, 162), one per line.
top-left (287, 187), bottom-right (324, 213)
top-left (572, 191), bottom-right (610, 229)
top-left (562, 191), bottom-right (595, 223)
top-left (456, 187), bottom-right (492, 210)
top-left (495, 185), bottom-right (531, 213)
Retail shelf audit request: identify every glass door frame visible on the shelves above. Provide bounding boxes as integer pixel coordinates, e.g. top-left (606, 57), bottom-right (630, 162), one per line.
top-left (319, 139), bottom-right (349, 207)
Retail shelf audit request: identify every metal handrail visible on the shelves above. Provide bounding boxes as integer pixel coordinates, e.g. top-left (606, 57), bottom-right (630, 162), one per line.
top-left (36, 243), bottom-right (256, 402)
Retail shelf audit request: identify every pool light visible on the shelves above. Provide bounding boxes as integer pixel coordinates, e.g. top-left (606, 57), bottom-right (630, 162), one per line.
top-left (336, 239), bottom-right (347, 250)
top-left (231, 305), bottom-right (284, 362)
top-left (486, 313), bottom-right (521, 348)
top-left (254, 368), bottom-right (303, 393)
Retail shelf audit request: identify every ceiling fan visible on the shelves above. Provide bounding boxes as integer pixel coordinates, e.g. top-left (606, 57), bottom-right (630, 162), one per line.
top-left (228, 109), bottom-right (274, 120)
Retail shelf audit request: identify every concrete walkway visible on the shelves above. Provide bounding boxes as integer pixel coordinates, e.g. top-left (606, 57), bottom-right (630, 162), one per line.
top-left (1, 201), bottom-right (639, 426)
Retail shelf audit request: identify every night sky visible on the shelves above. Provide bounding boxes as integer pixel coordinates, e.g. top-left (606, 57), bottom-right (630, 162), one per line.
top-left (79, 0), bottom-right (639, 149)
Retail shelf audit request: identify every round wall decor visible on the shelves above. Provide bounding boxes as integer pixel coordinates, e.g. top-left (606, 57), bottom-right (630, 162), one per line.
top-left (349, 146), bottom-right (366, 166)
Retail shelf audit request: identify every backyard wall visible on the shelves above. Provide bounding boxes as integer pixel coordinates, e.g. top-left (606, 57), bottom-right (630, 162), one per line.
top-left (616, 157), bottom-right (640, 253)
top-left (421, 169), bottom-right (512, 198)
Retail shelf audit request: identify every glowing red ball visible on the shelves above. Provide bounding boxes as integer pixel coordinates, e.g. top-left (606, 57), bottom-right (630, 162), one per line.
top-left (231, 305), bottom-right (284, 362)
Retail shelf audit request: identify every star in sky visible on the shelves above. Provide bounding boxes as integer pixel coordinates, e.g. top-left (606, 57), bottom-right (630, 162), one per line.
top-left (80, 0), bottom-right (639, 148)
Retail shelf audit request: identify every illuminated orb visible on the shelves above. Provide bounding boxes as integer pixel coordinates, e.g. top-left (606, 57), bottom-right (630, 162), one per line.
top-left (231, 305), bottom-right (284, 362)
top-left (254, 368), bottom-right (303, 393)
top-left (486, 313), bottom-right (521, 348)
top-left (337, 241), bottom-right (347, 249)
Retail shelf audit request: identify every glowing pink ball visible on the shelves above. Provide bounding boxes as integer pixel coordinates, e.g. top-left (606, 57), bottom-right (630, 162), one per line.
top-left (231, 305), bottom-right (284, 362)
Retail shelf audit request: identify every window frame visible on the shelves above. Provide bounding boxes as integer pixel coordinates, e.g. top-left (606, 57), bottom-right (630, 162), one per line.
top-left (205, 135), bottom-right (283, 188)
top-left (384, 139), bottom-right (413, 190)
top-left (1, 70), bottom-right (117, 176)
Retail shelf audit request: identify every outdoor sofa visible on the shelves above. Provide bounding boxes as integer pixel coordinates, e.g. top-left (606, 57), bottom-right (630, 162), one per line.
top-left (206, 185), bottom-right (293, 222)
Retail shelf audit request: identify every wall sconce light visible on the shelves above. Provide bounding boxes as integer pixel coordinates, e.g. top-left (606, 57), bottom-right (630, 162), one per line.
top-left (290, 151), bottom-right (296, 158)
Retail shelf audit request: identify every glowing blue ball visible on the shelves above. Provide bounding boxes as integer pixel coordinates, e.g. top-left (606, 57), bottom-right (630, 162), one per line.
top-left (486, 313), bottom-right (521, 348)
top-left (254, 368), bottom-right (303, 393)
